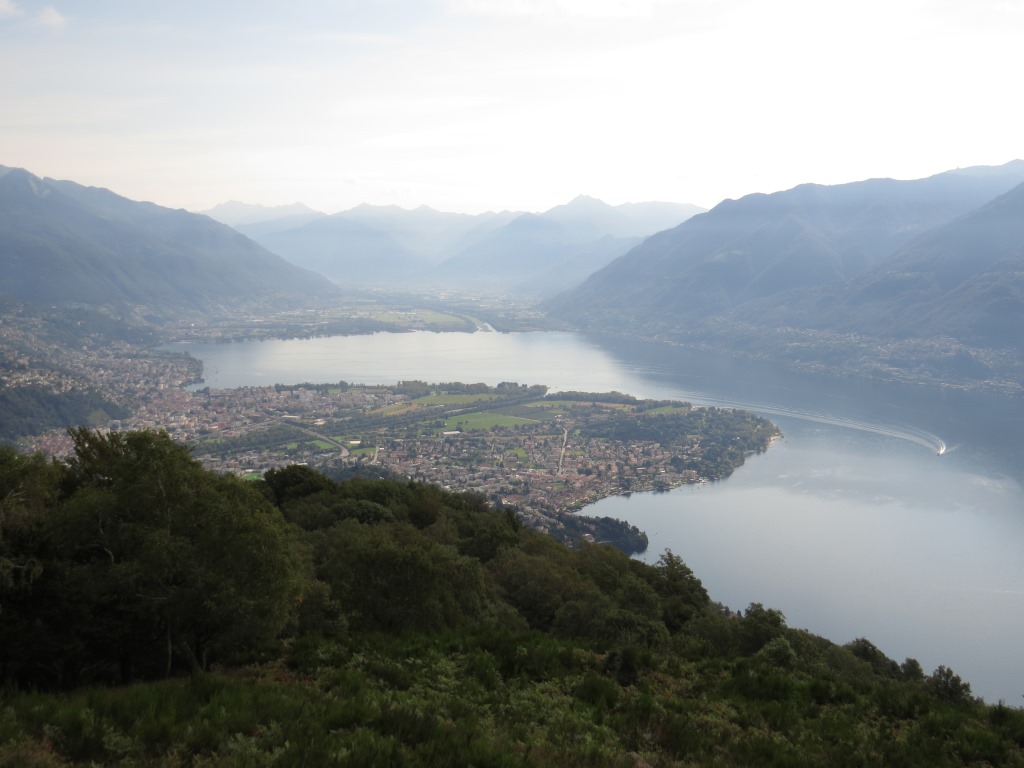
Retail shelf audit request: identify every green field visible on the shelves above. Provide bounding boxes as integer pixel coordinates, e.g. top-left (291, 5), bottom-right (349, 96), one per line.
top-left (413, 309), bottom-right (475, 328)
top-left (413, 393), bottom-right (501, 405)
top-left (444, 412), bottom-right (539, 431)
top-left (523, 400), bottom-right (571, 411)
top-left (495, 404), bottom-right (560, 420)
top-left (364, 308), bottom-right (472, 330)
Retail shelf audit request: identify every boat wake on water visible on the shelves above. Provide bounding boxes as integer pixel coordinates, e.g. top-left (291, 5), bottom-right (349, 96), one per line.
top-left (684, 394), bottom-right (947, 455)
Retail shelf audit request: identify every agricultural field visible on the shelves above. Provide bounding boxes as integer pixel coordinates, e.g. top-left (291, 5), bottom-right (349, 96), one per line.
top-left (444, 411), bottom-right (541, 431)
top-left (361, 307), bottom-right (476, 331)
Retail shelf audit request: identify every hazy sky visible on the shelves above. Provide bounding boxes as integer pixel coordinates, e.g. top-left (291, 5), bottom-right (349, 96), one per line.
top-left (2, 0), bottom-right (1021, 214)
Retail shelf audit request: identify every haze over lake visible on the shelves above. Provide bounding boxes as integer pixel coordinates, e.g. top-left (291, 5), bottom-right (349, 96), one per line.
top-left (168, 330), bottom-right (1024, 703)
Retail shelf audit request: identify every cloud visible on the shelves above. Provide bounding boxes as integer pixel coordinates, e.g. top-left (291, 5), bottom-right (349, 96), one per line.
top-left (443, 0), bottom-right (661, 19)
top-left (0, 1), bottom-right (66, 26)
top-left (305, 31), bottom-right (398, 45)
top-left (36, 5), bottom-right (65, 27)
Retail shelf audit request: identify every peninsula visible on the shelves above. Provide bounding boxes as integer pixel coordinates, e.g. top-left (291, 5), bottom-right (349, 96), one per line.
top-left (26, 365), bottom-right (778, 551)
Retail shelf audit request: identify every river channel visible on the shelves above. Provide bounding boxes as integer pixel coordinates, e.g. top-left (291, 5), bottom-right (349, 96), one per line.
top-left (167, 330), bottom-right (1024, 703)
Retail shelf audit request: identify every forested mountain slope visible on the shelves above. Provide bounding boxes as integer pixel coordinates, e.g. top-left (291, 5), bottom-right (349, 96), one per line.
top-left (0, 167), bottom-right (338, 318)
top-left (2, 429), bottom-right (1022, 766)
top-left (547, 162), bottom-right (1024, 391)
top-left (549, 162), bottom-right (1024, 330)
top-left (789, 180), bottom-right (1024, 348)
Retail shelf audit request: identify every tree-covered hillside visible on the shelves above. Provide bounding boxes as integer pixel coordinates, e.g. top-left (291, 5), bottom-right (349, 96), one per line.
top-left (2, 430), bottom-right (1022, 766)
top-left (546, 162), bottom-right (1024, 392)
top-left (0, 167), bottom-right (339, 319)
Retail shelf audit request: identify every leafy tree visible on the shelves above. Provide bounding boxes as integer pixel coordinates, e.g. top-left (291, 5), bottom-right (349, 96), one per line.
top-left (846, 636), bottom-right (902, 678)
top-left (318, 520), bottom-right (499, 633)
top-left (5, 429), bottom-right (309, 686)
top-left (738, 602), bottom-right (787, 655)
top-left (0, 446), bottom-right (59, 590)
top-left (263, 464), bottom-right (337, 504)
top-left (927, 664), bottom-right (974, 704)
top-left (488, 543), bottom-right (589, 632)
top-left (646, 549), bottom-right (709, 631)
top-left (902, 656), bottom-right (925, 681)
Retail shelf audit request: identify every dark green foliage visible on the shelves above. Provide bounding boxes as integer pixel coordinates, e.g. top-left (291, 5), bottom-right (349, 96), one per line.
top-left (646, 549), bottom-right (708, 630)
top-left (0, 446), bottom-right (59, 590)
top-left (738, 602), bottom-right (787, 654)
top-left (846, 637), bottom-right (902, 678)
top-left (605, 646), bottom-right (643, 687)
top-left (902, 656), bottom-right (926, 681)
top-left (927, 665), bottom-right (975, 705)
top-left (1, 429), bottom-right (309, 687)
top-left (2, 436), bottom-right (1023, 766)
top-left (0, 385), bottom-right (130, 440)
top-left (577, 406), bottom-right (778, 479)
top-left (556, 513), bottom-right (648, 555)
top-left (575, 671), bottom-right (621, 709)
top-left (463, 649), bottom-right (501, 690)
top-left (319, 520), bottom-right (498, 633)
top-left (285, 632), bottom-right (350, 674)
top-left (263, 463), bottom-right (337, 503)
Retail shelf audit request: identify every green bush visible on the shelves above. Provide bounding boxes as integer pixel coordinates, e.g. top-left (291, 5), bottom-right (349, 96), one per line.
top-left (574, 672), bottom-right (620, 710)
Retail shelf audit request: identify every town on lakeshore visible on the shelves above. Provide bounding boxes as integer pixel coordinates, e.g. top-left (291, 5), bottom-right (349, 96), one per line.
top-left (10, 325), bottom-right (778, 550)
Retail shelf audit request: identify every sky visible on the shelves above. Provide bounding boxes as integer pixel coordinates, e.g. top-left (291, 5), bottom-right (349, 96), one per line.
top-left (1, 0), bottom-right (1022, 214)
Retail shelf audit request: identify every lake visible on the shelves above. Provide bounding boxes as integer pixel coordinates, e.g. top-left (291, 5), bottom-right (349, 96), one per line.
top-left (168, 330), bottom-right (1024, 703)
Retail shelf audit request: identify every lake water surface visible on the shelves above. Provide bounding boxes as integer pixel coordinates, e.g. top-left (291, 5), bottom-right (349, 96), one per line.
top-left (168, 330), bottom-right (1024, 702)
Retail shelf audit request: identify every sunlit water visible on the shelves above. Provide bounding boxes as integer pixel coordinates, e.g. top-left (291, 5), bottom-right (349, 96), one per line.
top-left (167, 331), bottom-right (1024, 702)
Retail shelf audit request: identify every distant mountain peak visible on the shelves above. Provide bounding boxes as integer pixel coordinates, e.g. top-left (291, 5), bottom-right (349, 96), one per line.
top-left (201, 200), bottom-right (321, 227)
top-left (0, 167), bottom-right (54, 200)
top-left (350, 202), bottom-right (403, 212)
top-left (942, 159), bottom-right (1024, 178)
top-left (552, 195), bottom-right (611, 213)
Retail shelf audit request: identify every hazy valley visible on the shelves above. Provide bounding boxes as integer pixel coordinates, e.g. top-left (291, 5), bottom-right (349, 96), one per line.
top-left (205, 194), bottom-right (704, 298)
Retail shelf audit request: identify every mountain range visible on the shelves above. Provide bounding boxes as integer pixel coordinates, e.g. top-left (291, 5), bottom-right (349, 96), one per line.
top-left (229, 196), bottom-right (704, 297)
top-left (199, 200), bottom-right (324, 229)
top-left (0, 167), bottom-right (338, 320)
top-left (6, 159), bottom-right (1024, 391)
top-left (760, 180), bottom-right (1024, 348)
top-left (547, 161), bottom-right (1024, 389)
top-left (241, 204), bottom-right (515, 287)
